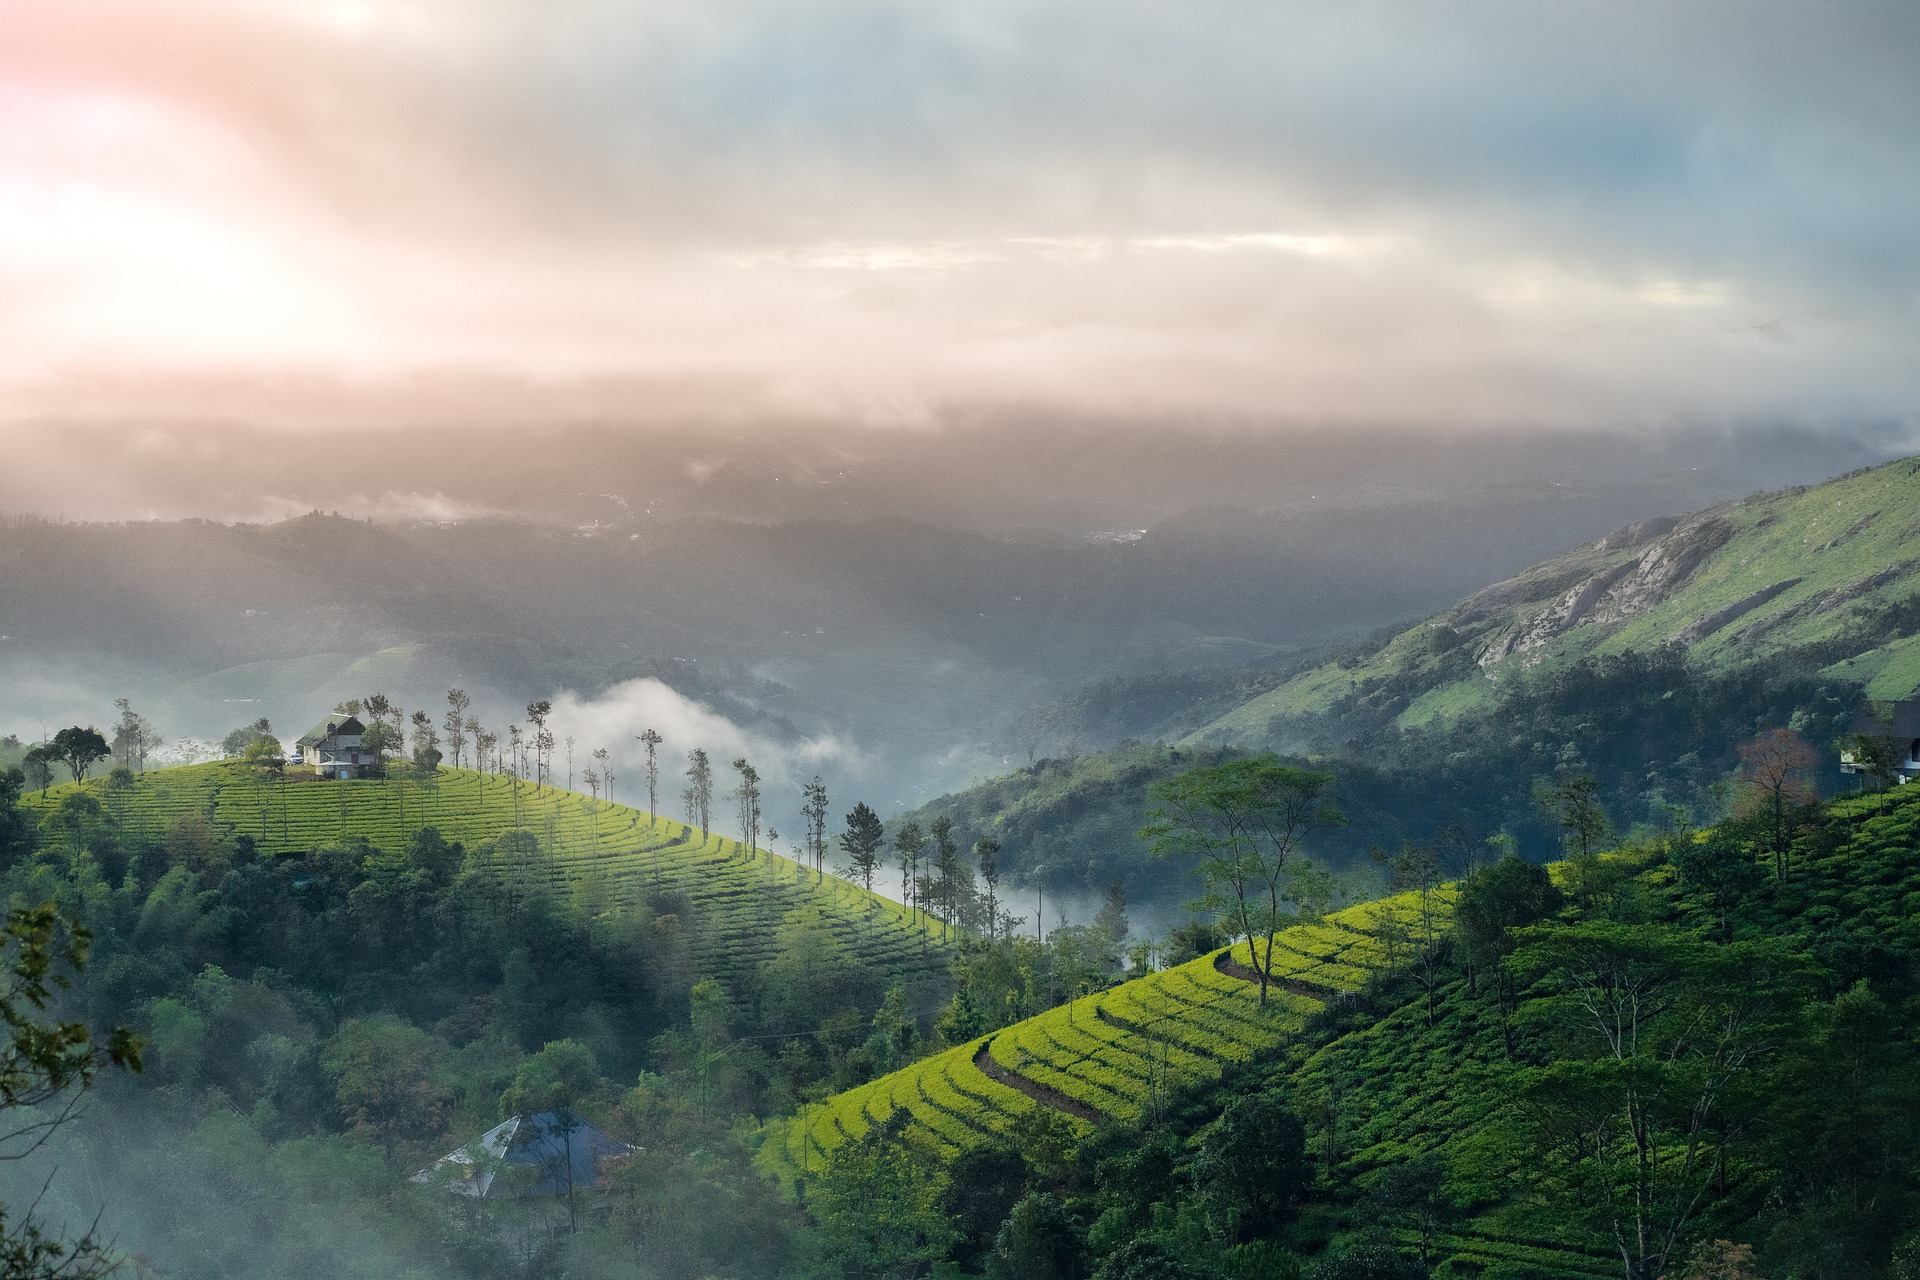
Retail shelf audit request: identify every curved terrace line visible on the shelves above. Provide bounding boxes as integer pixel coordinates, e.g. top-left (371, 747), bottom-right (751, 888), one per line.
top-left (970, 1039), bottom-right (1104, 1123)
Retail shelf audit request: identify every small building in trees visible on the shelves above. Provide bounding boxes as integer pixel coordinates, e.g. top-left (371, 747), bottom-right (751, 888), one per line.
top-left (1841, 700), bottom-right (1920, 785)
top-left (294, 715), bottom-right (368, 779)
top-left (413, 1111), bottom-right (636, 1252)
top-left (411, 1111), bottom-right (635, 1201)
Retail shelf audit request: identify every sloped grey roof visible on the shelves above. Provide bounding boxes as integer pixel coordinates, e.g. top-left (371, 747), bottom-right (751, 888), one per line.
top-left (411, 1111), bottom-right (635, 1198)
top-left (295, 715), bottom-right (364, 748)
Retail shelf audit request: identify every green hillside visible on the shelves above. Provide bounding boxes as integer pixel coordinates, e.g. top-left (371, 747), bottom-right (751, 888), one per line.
top-left (20, 762), bottom-right (949, 996)
top-left (1196, 455), bottom-right (1920, 743)
top-left (776, 782), bottom-right (1920, 1278)
top-left (759, 889), bottom-right (1444, 1184)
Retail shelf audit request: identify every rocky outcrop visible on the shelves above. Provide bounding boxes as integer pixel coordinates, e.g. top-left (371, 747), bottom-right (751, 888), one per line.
top-left (1586, 514), bottom-right (1735, 624)
top-left (1673, 579), bottom-right (1801, 645)
top-left (1477, 511), bottom-right (1735, 666)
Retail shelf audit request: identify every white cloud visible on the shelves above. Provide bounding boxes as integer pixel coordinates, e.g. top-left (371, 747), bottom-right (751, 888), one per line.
top-left (547, 678), bottom-right (867, 817)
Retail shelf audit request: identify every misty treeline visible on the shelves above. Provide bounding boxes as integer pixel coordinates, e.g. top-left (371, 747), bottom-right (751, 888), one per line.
top-left (907, 647), bottom-right (1863, 913)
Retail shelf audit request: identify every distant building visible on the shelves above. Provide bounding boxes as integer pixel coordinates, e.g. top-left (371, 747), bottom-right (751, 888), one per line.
top-left (294, 715), bottom-right (368, 779)
top-left (412, 1111), bottom-right (635, 1200)
top-left (1840, 700), bottom-right (1920, 785)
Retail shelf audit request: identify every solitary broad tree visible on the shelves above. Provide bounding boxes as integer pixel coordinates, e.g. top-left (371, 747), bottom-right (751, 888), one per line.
top-left (637, 728), bottom-right (663, 822)
top-left (1142, 756), bottom-right (1344, 1006)
top-left (687, 749), bottom-right (713, 838)
top-left (1540, 774), bottom-right (1611, 861)
top-left (1737, 728), bottom-right (1817, 882)
top-left (839, 802), bottom-right (886, 892)
top-left (49, 727), bottom-right (110, 784)
top-left (443, 688), bottom-right (471, 769)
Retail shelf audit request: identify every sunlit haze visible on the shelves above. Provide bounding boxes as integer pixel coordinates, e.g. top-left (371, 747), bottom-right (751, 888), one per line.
top-left (3, 0), bottom-right (1916, 432)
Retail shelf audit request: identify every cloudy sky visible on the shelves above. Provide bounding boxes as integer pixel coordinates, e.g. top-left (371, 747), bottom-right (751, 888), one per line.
top-left (3, 0), bottom-right (1916, 432)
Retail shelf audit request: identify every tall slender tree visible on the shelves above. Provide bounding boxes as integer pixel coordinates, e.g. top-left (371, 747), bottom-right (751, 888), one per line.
top-left (110, 699), bottom-right (161, 772)
top-left (977, 838), bottom-right (1002, 942)
top-left (687, 749), bottom-right (713, 839)
top-left (444, 689), bottom-right (471, 769)
top-left (526, 700), bottom-right (554, 787)
top-left (591, 747), bottom-right (611, 805)
top-left (929, 817), bottom-right (960, 933)
top-left (801, 776), bottom-right (830, 878)
top-left (893, 822), bottom-right (927, 924)
top-left (508, 725), bottom-right (525, 823)
top-left (408, 710), bottom-right (442, 770)
top-left (732, 758), bottom-right (761, 854)
top-left (637, 729), bottom-right (663, 823)
top-left (839, 802), bottom-right (886, 892)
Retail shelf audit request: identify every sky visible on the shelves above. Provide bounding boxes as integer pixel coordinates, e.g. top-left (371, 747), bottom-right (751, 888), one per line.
top-left (2, 0), bottom-right (1917, 434)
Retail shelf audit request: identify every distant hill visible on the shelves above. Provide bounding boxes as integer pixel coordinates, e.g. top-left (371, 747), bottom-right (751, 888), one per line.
top-left (1193, 455), bottom-right (1920, 746)
top-left (19, 762), bottom-right (950, 1001)
top-left (902, 459), bottom-right (1910, 916)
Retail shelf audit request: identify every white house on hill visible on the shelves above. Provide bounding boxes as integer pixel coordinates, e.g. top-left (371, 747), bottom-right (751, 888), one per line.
top-left (294, 715), bottom-right (368, 779)
top-left (1841, 700), bottom-right (1920, 785)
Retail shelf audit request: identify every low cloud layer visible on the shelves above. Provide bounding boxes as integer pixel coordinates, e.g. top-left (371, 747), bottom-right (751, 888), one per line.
top-left (1, 0), bottom-right (1915, 432)
top-left (550, 678), bottom-right (868, 839)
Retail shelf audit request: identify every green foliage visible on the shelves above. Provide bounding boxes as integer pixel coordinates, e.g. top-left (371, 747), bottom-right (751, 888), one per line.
top-left (988, 1191), bottom-right (1089, 1280)
top-left (324, 1013), bottom-right (449, 1162)
top-left (1192, 1094), bottom-right (1309, 1243)
top-left (0, 758), bottom-right (953, 1278)
top-left (1144, 756), bottom-right (1344, 1006)
top-left (807, 1114), bottom-right (957, 1279)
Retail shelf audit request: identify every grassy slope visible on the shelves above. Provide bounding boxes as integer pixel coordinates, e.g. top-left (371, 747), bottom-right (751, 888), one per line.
top-left (20, 762), bottom-right (950, 996)
top-left (1195, 455), bottom-right (1920, 743)
top-left (756, 889), bottom-right (1446, 1186)
top-left (776, 780), bottom-right (1920, 1277)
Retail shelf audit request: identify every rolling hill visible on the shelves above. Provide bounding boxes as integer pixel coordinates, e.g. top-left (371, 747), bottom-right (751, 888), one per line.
top-left (1193, 455), bottom-right (1920, 745)
top-left (19, 762), bottom-right (951, 998)
top-left (757, 888), bottom-right (1445, 1183)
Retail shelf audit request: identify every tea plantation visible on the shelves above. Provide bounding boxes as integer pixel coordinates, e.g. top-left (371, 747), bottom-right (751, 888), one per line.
top-left (758, 889), bottom-right (1450, 1183)
top-left (20, 762), bottom-right (950, 994)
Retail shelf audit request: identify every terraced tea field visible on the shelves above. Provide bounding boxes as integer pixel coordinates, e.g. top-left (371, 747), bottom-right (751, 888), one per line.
top-left (22, 763), bottom-right (950, 993)
top-left (759, 890), bottom-right (1449, 1182)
